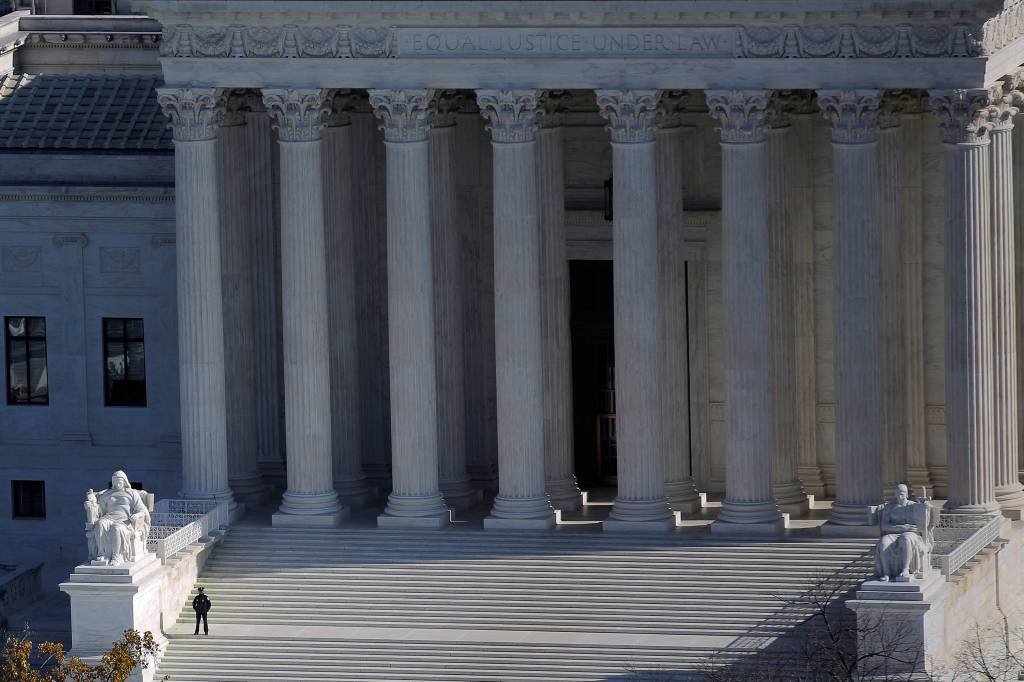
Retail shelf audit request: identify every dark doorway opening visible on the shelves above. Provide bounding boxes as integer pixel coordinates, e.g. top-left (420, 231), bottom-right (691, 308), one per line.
top-left (570, 260), bottom-right (615, 487)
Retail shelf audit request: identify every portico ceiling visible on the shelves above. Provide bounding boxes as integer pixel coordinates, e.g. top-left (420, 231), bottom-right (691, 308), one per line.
top-left (136, 0), bottom-right (1024, 90)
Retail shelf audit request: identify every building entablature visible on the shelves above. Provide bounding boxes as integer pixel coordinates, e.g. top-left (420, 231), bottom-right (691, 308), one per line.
top-left (135, 0), bottom-right (1024, 90)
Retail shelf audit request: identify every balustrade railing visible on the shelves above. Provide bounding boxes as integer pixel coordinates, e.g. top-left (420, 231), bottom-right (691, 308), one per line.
top-left (930, 512), bottom-right (1003, 580)
top-left (146, 499), bottom-right (230, 562)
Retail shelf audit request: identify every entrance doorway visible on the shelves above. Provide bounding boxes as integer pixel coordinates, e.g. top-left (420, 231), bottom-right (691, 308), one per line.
top-left (570, 260), bottom-right (615, 487)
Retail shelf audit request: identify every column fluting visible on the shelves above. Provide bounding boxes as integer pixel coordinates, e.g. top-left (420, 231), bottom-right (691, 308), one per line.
top-left (323, 93), bottom-right (373, 506)
top-left (430, 96), bottom-right (476, 511)
top-left (597, 89), bottom-right (675, 531)
top-left (931, 89), bottom-right (1000, 514)
top-left (156, 88), bottom-right (235, 509)
top-left (765, 102), bottom-right (808, 516)
top-left (538, 92), bottom-right (584, 513)
top-left (706, 89), bottom-right (786, 535)
top-left (818, 90), bottom-right (884, 532)
top-left (264, 88), bottom-right (345, 526)
top-left (477, 89), bottom-right (556, 529)
top-left (656, 93), bottom-right (700, 516)
top-left (989, 85), bottom-right (1024, 516)
top-left (370, 89), bottom-right (451, 528)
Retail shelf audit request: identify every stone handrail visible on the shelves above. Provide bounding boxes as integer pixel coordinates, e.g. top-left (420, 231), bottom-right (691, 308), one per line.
top-left (146, 500), bottom-right (230, 563)
top-left (0, 562), bottom-right (42, 612)
top-left (930, 512), bottom-right (1002, 580)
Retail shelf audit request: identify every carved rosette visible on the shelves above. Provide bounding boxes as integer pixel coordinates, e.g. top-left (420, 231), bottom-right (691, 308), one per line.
top-left (157, 87), bottom-right (225, 142)
top-left (705, 89), bottom-right (770, 145)
top-left (262, 88), bottom-right (330, 142)
top-left (368, 89), bottom-right (434, 143)
top-left (476, 89), bottom-right (542, 144)
top-left (595, 90), bottom-right (659, 144)
top-left (655, 90), bottom-right (688, 130)
top-left (929, 89), bottom-right (994, 145)
top-left (538, 90), bottom-right (573, 129)
top-left (817, 90), bottom-right (882, 145)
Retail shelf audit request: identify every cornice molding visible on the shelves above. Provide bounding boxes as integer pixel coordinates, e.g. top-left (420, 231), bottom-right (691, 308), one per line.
top-left (26, 32), bottom-right (160, 50)
top-left (0, 186), bottom-right (175, 203)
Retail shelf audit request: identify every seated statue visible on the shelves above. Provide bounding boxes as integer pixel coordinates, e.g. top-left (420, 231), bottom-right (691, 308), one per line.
top-left (84, 471), bottom-right (151, 567)
top-left (875, 483), bottom-right (934, 582)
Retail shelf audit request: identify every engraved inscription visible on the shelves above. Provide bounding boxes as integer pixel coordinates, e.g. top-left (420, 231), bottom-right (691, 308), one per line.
top-left (399, 28), bottom-right (736, 58)
top-left (2, 246), bottom-right (41, 272)
top-left (100, 247), bottom-right (141, 274)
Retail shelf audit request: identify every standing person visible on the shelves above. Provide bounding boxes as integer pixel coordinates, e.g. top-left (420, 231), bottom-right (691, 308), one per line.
top-left (192, 586), bottom-right (211, 636)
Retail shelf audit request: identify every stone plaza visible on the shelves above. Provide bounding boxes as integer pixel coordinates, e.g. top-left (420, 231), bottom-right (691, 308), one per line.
top-left (4, 0), bottom-right (1024, 679)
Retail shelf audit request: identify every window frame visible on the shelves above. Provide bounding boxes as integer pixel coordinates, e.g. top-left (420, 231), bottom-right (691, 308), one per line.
top-left (102, 317), bottom-right (148, 408)
top-left (11, 480), bottom-right (46, 519)
top-left (5, 316), bottom-right (49, 406)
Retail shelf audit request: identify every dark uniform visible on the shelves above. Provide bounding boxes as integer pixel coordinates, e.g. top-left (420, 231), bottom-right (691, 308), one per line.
top-left (192, 589), bottom-right (211, 635)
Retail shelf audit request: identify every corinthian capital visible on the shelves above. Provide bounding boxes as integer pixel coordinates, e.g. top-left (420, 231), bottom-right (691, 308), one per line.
top-left (988, 80), bottom-right (1020, 133)
top-left (157, 87), bottom-right (225, 142)
top-left (538, 90), bottom-right (573, 129)
top-left (929, 89), bottom-right (993, 145)
top-left (368, 89), bottom-right (434, 143)
top-left (595, 90), bottom-right (659, 144)
top-left (656, 90), bottom-right (688, 130)
top-left (705, 89), bottom-right (770, 144)
top-left (816, 90), bottom-right (882, 144)
top-left (476, 89), bottom-right (541, 143)
top-left (262, 88), bottom-right (329, 142)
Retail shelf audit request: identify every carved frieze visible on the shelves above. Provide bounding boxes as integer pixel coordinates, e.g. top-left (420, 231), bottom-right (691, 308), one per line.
top-left (476, 90), bottom-right (541, 144)
top-left (595, 90), bottom-right (659, 144)
top-left (159, 22), bottom-right (983, 60)
top-left (100, 247), bottom-right (142, 274)
top-left (1, 246), bottom-right (42, 272)
top-left (817, 90), bottom-right (882, 144)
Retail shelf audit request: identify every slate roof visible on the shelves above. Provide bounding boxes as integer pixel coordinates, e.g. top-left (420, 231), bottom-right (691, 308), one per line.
top-left (0, 74), bottom-right (172, 151)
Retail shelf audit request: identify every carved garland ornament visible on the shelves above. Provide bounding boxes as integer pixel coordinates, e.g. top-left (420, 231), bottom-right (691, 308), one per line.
top-left (737, 23), bottom-right (980, 59)
top-left (929, 89), bottom-right (994, 145)
top-left (368, 89), bottom-right (434, 143)
top-left (156, 88), bottom-right (225, 142)
top-left (817, 90), bottom-right (882, 145)
top-left (705, 90), bottom-right (770, 145)
top-left (477, 90), bottom-right (542, 144)
top-left (595, 90), bottom-right (659, 144)
top-left (162, 24), bottom-right (396, 59)
top-left (262, 89), bottom-right (330, 142)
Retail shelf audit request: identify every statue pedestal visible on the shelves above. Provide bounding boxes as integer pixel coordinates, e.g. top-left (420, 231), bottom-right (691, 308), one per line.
top-left (846, 573), bottom-right (943, 679)
top-left (59, 553), bottom-right (165, 682)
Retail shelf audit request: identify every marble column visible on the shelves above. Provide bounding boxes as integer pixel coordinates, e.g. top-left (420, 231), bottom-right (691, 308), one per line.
top-left (817, 90), bottom-right (883, 533)
top-left (597, 89), bottom-right (675, 532)
top-left (878, 99), bottom-right (907, 495)
top-left (900, 96), bottom-right (932, 493)
top-left (246, 98), bottom-right (286, 485)
top-left (430, 94), bottom-right (477, 511)
top-left (219, 93), bottom-right (265, 506)
top-left (538, 91), bottom-right (584, 513)
top-left (788, 103), bottom-right (826, 499)
top-left (156, 88), bottom-right (235, 509)
top-left (989, 83), bottom-right (1024, 518)
top-left (369, 89), bottom-right (451, 528)
top-left (263, 88), bottom-right (346, 527)
top-left (477, 89), bottom-right (556, 530)
top-left (656, 92), bottom-right (701, 516)
top-left (706, 90), bottom-right (786, 536)
top-left (930, 89), bottom-right (1000, 514)
top-left (766, 98), bottom-right (809, 516)
top-left (323, 93), bottom-right (373, 507)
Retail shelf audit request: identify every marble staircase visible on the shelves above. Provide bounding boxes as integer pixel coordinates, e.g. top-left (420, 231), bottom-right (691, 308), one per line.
top-left (156, 527), bottom-right (876, 681)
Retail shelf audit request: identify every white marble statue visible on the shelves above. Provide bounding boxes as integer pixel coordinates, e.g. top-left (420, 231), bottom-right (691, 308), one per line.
top-left (875, 484), bottom-right (934, 582)
top-left (84, 471), bottom-right (151, 566)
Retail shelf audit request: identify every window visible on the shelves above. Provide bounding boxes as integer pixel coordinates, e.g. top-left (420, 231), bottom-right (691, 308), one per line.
top-left (73, 0), bottom-right (113, 14)
top-left (103, 318), bottom-right (147, 407)
top-left (5, 316), bottom-right (48, 405)
top-left (11, 480), bottom-right (45, 519)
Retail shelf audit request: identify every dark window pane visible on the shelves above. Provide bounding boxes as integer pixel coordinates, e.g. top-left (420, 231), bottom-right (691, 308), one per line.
top-left (8, 341), bottom-right (27, 402)
top-left (125, 319), bottom-right (144, 339)
top-left (11, 480), bottom-right (45, 519)
top-left (27, 317), bottom-right (45, 338)
top-left (103, 318), bottom-right (146, 407)
top-left (126, 342), bottom-right (145, 380)
top-left (6, 317), bottom-right (25, 338)
top-left (28, 340), bottom-right (47, 403)
top-left (106, 341), bottom-right (125, 380)
top-left (105, 318), bottom-right (124, 339)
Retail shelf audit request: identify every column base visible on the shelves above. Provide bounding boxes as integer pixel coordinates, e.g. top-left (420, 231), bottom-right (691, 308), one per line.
top-left (382, 492), bottom-right (449, 519)
top-left (440, 475), bottom-right (481, 511)
top-left (378, 510), bottom-right (451, 529)
top-left (710, 516), bottom-right (788, 536)
top-left (828, 500), bottom-right (878, 527)
top-left (944, 501), bottom-right (1002, 515)
top-left (778, 497), bottom-right (810, 517)
top-left (603, 516), bottom-right (676, 533)
top-left (229, 474), bottom-right (267, 505)
top-left (484, 515), bottom-right (557, 530)
top-left (995, 484), bottom-right (1024, 520)
top-left (773, 481), bottom-right (809, 517)
top-left (819, 521), bottom-right (880, 538)
top-left (273, 509), bottom-right (347, 527)
top-left (546, 476), bottom-right (584, 513)
top-left (716, 499), bottom-right (786, 526)
top-left (665, 479), bottom-right (701, 515)
top-left (797, 465), bottom-right (826, 498)
top-left (334, 476), bottom-right (375, 507)
top-left (606, 496), bottom-right (674, 525)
